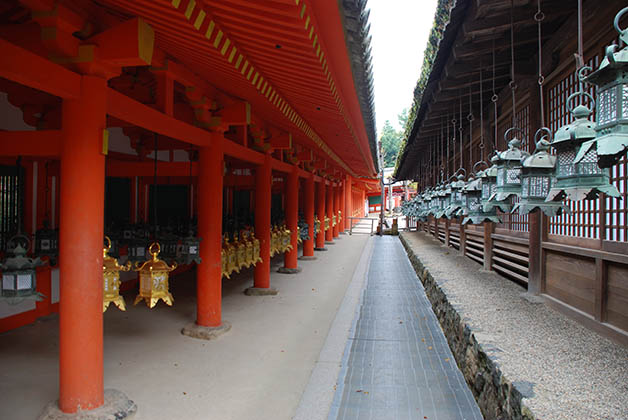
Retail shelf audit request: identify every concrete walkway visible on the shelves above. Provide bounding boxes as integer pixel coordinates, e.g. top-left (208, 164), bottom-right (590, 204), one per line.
top-left (0, 234), bottom-right (369, 420)
top-left (327, 236), bottom-right (482, 420)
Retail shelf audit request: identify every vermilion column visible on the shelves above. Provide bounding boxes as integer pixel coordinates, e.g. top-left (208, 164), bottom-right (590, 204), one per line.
top-left (315, 180), bottom-right (326, 250)
top-left (325, 182), bottom-right (333, 242)
top-left (302, 175), bottom-right (315, 257)
top-left (332, 184), bottom-right (339, 238)
top-left (196, 133), bottom-right (224, 326)
top-left (340, 179), bottom-right (346, 234)
top-left (254, 154), bottom-right (272, 288)
top-left (282, 167), bottom-right (299, 271)
top-left (59, 76), bottom-right (106, 413)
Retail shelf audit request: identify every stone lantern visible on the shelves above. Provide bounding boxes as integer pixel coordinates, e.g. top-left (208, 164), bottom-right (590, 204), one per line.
top-left (1, 235), bottom-right (45, 301)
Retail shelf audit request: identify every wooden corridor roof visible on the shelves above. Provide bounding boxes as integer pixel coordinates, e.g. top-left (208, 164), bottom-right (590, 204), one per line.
top-left (393, 0), bottom-right (624, 180)
top-left (70, 0), bottom-right (378, 177)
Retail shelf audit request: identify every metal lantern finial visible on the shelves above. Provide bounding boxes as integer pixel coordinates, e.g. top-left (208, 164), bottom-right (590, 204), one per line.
top-left (1, 234), bottom-right (46, 302)
top-left (513, 129), bottom-right (568, 216)
top-left (133, 242), bottom-right (177, 308)
top-left (103, 236), bottom-right (130, 312)
top-left (547, 90), bottom-right (620, 201)
top-left (576, 7), bottom-right (628, 168)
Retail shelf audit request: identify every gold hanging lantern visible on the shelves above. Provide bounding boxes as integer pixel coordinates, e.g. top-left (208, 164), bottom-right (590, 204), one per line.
top-left (221, 248), bottom-right (230, 279)
top-left (133, 242), bottom-right (177, 308)
top-left (234, 232), bottom-right (248, 270)
top-left (332, 215), bottom-right (337, 227)
top-left (224, 234), bottom-right (239, 275)
top-left (281, 224), bottom-right (293, 253)
top-left (338, 210), bottom-right (342, 226)
top-left (324, 216), bottom-right (330, 231)
top-left (297, 226), bottom-right (302, 244)
top-left (250, 228), bottom-right (263, 264)
top-left (270, 225), bottom-right (279, 257)
top-left (242, 230), bottom-right (255, 267)
top-left (103, 236), bottom-right (130, 312)
top-left (314, 216), bottom-right (321, 235)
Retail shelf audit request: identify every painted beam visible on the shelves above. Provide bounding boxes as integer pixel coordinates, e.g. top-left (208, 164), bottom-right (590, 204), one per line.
top-left (107, 88), bottom-right (210, 147)
top-left (0, 130), bottom-right (62, 156)
top-left (0, 38), bottom-right (80, 99)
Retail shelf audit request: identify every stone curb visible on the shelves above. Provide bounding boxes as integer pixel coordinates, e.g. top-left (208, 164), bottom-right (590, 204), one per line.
top-left (399, 233), bottom-right (537, 420)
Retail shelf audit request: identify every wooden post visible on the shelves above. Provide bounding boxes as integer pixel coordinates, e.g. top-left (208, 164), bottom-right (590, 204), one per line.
top-left (282, 166), bottom-right (299, 270)
top-left (325, 182), bottom-right (333, 243)
top-left (302, 174), bottom-right (315, 257)
top-left (460, 221), bottom-right (466, 255)
top-left (445, 219), bottom-right (451, 247)
top-left (253, 154), bottom-right (272, 288)
top-left (315, 180), bottom-right (326, 250)
top-left (59, 75), bottom-right (106, 413)
top-left (483, 221), bottom-right (494, 271)
top-left (595, 258), bottom-right (607, 322)
top-left (528, 211), bottom-right (542, 295)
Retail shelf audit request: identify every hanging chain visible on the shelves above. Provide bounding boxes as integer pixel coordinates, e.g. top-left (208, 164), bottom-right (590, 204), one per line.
top-left (509, 0), bottom-right (517, 130)
top-left (479, 66), bottom-right (485, 157)
top-left (468, 84), bottom-right (474, 170)
top-left (446, 112), bottom-right (450, 178)
top-left (459, 97), bottom-right (463, 171)
top-left (576, 0), bottom-right (584, 69)
top-left (451, 106), bottom-right (457, 176)
top-left (536, 0), bottom-right (546, 129)
top-left (491, 38), bottom-right (498, 152)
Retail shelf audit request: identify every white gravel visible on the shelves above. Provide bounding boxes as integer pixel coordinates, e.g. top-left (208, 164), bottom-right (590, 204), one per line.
top-left (402, 231), bottom-right (628, 420)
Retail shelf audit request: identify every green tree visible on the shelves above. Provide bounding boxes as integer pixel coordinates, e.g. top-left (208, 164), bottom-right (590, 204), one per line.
top-left (397, 107), bottom-right (409, 131)
top-left (380, 120), bottom-right (402, 168)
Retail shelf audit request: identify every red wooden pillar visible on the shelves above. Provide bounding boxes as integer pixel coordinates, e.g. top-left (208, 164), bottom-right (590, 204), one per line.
top-left (332, 184), bottom-right (340, 238)
top-left (325, 182), bottom-right (334, 243)
top-left (345, 175), bottom-right (351, 230)
top-left (302, 174), bottom-right (315, 258)
top-left (338, 180), bottom-right (347, 234)
top-left (282, 166), bottom-right (299, 271)
top-left (253, 154), bottom-right (272, 289)
top-left (58, 76), bottom-right (106, 413)
top-left (195, 133), bottom-right (224, 327)
top-left (315, 180), bottom-right (326, 250)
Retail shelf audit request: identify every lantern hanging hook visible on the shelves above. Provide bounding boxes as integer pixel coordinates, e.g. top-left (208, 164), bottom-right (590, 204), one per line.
top-left (472, 160), bottom-right (489, 174)
top-left (566, 90), bottom-right (595, 115)
top-left (533, 126), bottom-right (553, 147)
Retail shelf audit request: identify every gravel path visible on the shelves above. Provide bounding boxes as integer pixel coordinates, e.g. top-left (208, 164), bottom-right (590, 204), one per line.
top-left (402, 231), bottom-right (628, 420)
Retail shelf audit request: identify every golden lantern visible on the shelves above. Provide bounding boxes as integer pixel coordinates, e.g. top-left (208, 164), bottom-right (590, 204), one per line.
top-left (324, 217), bottom-right (330, 231)
top-left (234, 232), bottom-right (248, 270)
top-left (221, 248), bottom-right (230, 279)
top-left (338, 210), bottom-right (342, 226)
top-left (103, 236), bottom-right (130, 312)
top-left (332, 215), bottom-right (337, 227)
top-left (133, 242), bottom-right (177, 308)
top-left (242, 230), bottom-right (255, 268)
top-left (250, 228), bottom-right (263, 264)
top-left (223, 234), bottom-right (239, 275)
top-left (314, 217), bottom-right (321, 235)
top-left (270, 225), bottom-right (279, 257)
top-left (281, 224), bottom-right (293, 253)
top-left (297, 226), bottom-right (302, 244)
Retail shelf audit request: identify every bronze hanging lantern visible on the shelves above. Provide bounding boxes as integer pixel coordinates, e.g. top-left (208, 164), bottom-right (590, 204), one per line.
top-left (133, 242), bottom-right (177, 308)
top-left (176, 232), bottom-right (201, 265)
top-left (547, 91), bottom-right (620, 201)
top-left (1, 235), bottom-right (45, 302)
top-left (480, 162), bottom-right (500, 211)
top-left (34, 221), bottom-right (58, 263)
top-left (445, 174), bottom-right (467, 218)
top-left (513, 130), bottom-right (568, 217)
top-left (103, 236), bottom-right (130, 312)
top-left (576, 7), bottom-right (628, 168)
top-left (486, 129), bottom-right (529, 210)
top-left (462, 166), bottom-right (501, 225)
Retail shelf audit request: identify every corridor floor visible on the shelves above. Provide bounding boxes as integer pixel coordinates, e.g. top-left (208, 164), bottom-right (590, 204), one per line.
top-left (329, 236), bottom-right (482, 420)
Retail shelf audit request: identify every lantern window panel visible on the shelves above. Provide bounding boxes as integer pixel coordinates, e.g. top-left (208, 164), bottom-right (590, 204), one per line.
top-left (3, 274), bottom-right (15, 291)
top-left (623, 84), bottom-right (628, 119)
top-left (528, 176), bottom-right (550, 197)
top-left (557, 150), bottom-right (576, 176)
top-left (577, 149), bottom-right (603, 175)
top-left (598, 88), bottom-right (617, 126)
top-left (17, 273), bottom-right (32, 290)
top-left (506, 168), bottom-right (521, 185)
top-left (497, 169), bottom-right (506, 186)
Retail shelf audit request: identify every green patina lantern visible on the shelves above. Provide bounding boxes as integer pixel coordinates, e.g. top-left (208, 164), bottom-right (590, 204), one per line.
top-left (486, 129), bottom-right (529, 212)
top-left (462, 162), bottom-right (501, 225)
top-left (513, 129), bottom-right (568, 216)
top-left (433, 184), bottom-right (449, 219)
top-left (176, 232), bottom-right (201, 265)
top-left (547, 91), bottom-right (620, 201)
top-left (444, 174), bottom-right (466, 218)
top-left (480, 161), bottom-right (503, 212)
top-left (1, 235), bottom-right (46, 302)
top-left (576, 7), bottom-right (628, 168)
top-left (35, 221), bottom-right (58, 263)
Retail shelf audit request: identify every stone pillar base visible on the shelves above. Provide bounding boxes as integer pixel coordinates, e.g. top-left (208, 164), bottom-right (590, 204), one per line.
top-left (39, 389), bottom-right (136, 420)
top-left (181, 321), bottom-right (231, 341)
top-left (298, 255), bottom-right (317, 261)
top-left (244, 287), bottom-right (278, 296)
top-left (314, 247), bottom-right (327, 251)
top-left (277, 267), bottom-right (302, 274)
top-left (325, 241), bottom-right (335, 245)
top-left (339, 231), bottom-right (347, 235)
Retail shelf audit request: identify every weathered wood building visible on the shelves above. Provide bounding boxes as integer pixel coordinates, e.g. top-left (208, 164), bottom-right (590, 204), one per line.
top-left (395, 0), bottom-right (628, 346)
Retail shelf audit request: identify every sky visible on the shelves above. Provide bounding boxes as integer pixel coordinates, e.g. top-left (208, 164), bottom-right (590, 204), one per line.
top-left (368, 0), bottom-right (439, 133)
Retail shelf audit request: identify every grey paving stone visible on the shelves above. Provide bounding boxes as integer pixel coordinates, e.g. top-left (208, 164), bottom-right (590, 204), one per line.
top-left (330, 236), bottom-right (483, 420)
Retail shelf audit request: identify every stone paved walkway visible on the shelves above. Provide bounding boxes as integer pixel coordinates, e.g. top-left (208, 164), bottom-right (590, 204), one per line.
top-left (329, 236), bottom-right (483, 420)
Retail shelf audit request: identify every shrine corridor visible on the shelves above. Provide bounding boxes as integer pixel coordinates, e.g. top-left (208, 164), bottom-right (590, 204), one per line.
top-left (327, 236), bottom-right (482, 420)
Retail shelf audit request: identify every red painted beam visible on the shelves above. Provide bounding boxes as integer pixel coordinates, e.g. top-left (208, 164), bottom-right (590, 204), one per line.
top-left (0, 130), bottom-right (62, 156)
top-left (0, 38), bottom-right (80, 99)
top-left (107, 88), bottom-right (211, 147)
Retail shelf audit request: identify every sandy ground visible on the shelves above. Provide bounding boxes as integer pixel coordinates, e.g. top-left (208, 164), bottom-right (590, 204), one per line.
top-left (0, 233), bottom-right (369, 420)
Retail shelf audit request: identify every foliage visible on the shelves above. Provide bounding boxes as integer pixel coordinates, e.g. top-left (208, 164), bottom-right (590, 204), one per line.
top-left (380, 120), bottom-right (401, 168)
top-left (393, 0), bottom-right (456, 177)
